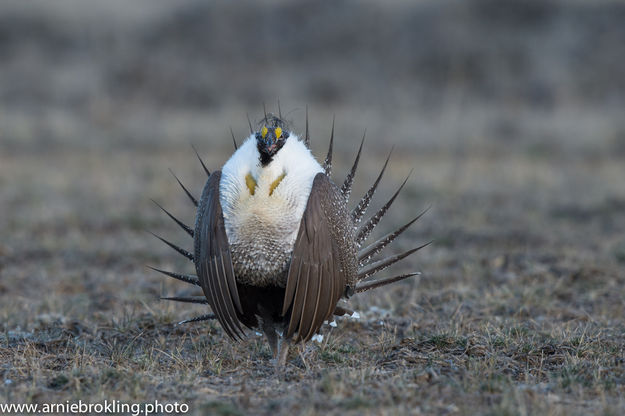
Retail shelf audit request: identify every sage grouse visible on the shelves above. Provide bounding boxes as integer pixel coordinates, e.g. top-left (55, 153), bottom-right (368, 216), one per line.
top-left (150, 112), bottom-right (429, 366)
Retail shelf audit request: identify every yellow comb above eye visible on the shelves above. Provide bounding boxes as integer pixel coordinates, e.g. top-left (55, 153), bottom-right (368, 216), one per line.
top-left (274, 127), bottom-right (282, 139)
top-left (261, 126), bottom-right (268, 139)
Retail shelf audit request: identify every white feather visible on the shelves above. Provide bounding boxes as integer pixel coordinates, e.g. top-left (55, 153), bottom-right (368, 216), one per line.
top-left (220, 133), bottom-right (322, 223)
top-left (219, 134), bottom-right (323, 285)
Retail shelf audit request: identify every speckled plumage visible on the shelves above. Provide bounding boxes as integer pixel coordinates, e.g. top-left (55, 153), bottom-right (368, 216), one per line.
top-left (152, 112), bottom-right (429, 368)
top-left (317, 176), bottom-right (358, 288)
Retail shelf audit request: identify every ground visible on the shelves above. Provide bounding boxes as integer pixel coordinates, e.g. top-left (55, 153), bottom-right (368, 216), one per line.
top-left (1, 1), bottom-right (625, 415)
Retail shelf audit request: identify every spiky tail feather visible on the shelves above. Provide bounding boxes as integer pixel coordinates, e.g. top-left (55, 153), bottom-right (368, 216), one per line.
top-left (340, 131), bottom-right (366, 200)
top-left (191, 144), bottom-right (211, 177)
top-left (323, 115), bottom-right (335, 176)
top-left (351, 148), bottom-right (392, 226)
top-left (169, 169), bottom-right (198, 207)
top-left (304, 105), bottom-right (310, 148)
top-left (177, 314), bottom-right (216, 325)
top-left (161, 296), bottom-right (208, 305)
top-left (355, 272), bottom-right (421, 293)
top-left (147, 266), bottom-right (200, 286)
top-left (230, 127), bottom-right (238, 150)
top-left (151, 199), bottom-right (194, 237)
top-left (154, 146), bottom-right (214, 325)
top-left (357, 241), bottom-right (431, 281)
top-left (148, 231), bottom-right (194, 261)
top-left (355, 171), bottom-right (412, 247)
top-left (358, 206), bottom-right (430, 266)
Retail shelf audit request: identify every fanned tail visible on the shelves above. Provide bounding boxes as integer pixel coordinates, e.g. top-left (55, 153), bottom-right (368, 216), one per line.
top-left (152, 113), bottom-right (430, 337)
top-left (345, 144), bottom-right (429, 296)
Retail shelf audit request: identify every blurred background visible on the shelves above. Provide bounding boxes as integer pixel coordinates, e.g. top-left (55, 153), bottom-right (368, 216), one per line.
top-left (3, 0), bottom-right (625, 153)
top-left (2, 0), bottom-right (625, 323)
top-left (1, 0), bottom-right (625, 408)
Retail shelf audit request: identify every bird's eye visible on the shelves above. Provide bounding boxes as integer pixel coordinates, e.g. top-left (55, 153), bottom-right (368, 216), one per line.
top-left (275, 127), bottom-right (282, 139)
top-left (261, 126), bottom-right (268, 139)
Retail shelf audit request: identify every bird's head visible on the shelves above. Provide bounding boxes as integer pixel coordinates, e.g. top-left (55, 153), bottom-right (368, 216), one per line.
top-left (255, 114), bottom-right (291, 166)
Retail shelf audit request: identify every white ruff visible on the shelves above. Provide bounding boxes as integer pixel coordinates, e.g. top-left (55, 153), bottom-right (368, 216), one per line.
top-left (219, 134), bottom-right (323, 285)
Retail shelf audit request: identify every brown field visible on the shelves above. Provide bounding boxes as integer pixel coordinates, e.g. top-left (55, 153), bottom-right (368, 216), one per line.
top-left (1, 1), bottom-right (625, 415)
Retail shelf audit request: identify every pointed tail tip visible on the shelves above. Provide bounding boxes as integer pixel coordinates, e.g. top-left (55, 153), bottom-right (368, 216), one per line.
top-left (354, 271), bottom-right (422, 294)
top-left (340, 131), bottom-right (367, 198)
top-left (168, 168), bottom-right (199, 207)
top-left (150, 200), bottom-right (194, 237)
top-left (191, 144), bottom-right (210, 177)
top-left (176, 314), bottom-right (217, 325)
top-left (246, 113), bottom-right (254, 134)
top-left (160, 296), bottom-right (208, 305)
top-left (323, 115), bottom-right (336, 176)
top-left (304, 105), bottom-right (310, 147)
top-left (230, 127), bottom-right (238, 150)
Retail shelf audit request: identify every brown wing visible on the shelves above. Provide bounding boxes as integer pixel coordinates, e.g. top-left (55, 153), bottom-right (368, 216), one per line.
top-left (194, 170), bottom-right (246, 341)
top-left (282, 173), bottom-right (353, 342)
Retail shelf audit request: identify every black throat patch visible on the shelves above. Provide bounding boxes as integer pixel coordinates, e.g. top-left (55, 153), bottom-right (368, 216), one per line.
top-left (256, 136), bottom-right (287, 166)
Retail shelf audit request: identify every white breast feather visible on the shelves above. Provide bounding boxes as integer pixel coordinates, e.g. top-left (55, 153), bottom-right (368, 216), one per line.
top-left (219, 134), bottom-right (323, 285)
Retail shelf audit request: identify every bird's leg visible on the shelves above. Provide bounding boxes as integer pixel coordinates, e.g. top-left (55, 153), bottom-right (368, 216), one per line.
top-left (262, 324), bottom-right (279, 359)
top-left (262, 322), bottom-right (289, 375)
top-left (276, 338), bottom-right (290, 370)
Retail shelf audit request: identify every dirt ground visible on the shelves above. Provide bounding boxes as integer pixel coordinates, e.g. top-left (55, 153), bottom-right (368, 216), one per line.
top-left (1, 1), bottom-right (625, 415)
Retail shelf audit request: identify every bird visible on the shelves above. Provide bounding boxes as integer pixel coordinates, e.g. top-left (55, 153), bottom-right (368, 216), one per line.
top-left (149, 110), bottom-right (430, 367)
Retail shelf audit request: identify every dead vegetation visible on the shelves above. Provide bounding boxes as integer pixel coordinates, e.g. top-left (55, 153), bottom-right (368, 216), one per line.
top-left (2, 1), bottom-right (625, 414)
top-left (1, 147), bottom-right (624, 415)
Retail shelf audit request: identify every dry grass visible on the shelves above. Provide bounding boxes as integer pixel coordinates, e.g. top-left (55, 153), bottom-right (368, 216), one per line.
top-left (1, 143), bottom-right (624, 415)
